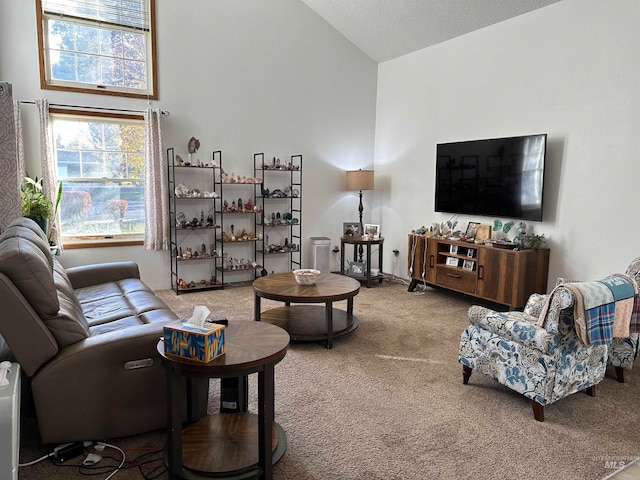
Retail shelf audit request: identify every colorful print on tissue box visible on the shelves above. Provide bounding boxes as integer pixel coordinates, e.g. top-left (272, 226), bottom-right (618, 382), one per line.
top-left (163, 321), bottom-right (225, 363)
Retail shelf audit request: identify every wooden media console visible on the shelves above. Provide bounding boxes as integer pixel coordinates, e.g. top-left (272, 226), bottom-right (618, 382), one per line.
top-left (407, 233), bottom-right (549, 309)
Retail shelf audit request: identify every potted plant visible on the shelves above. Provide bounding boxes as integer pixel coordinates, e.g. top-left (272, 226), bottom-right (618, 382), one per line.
top-left (21, 176), bottom-right (52, 235)
top-left (524, 233), bottom-right (546, 250)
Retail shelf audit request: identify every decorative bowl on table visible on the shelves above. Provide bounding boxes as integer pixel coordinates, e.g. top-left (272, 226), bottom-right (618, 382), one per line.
top-left (292, 269), bottom-right (321, 285)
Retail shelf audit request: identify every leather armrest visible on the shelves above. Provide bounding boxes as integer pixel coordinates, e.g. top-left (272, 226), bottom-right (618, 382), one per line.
top-left (66, 261), bottom-right (140, 288)
top-left (32, 322), bottom-right (165, 388)
top-left (29, 322), bottom-right (186, 444)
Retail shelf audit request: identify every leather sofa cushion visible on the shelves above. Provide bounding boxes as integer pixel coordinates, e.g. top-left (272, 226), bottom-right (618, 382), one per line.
top-left (0, 235), bottom-right (59, 317)
top-left (0, 226), bottom-right (91, 349)
top-left (0, 220), bottom-right (54, 270)
top-left (78, 278), bottom-right (178, 335)
top-left (51, 259), bottom-right (91, 346)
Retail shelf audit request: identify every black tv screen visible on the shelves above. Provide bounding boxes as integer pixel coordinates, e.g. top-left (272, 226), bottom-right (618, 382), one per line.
top-left (434, 134), bottom-right (546, 221)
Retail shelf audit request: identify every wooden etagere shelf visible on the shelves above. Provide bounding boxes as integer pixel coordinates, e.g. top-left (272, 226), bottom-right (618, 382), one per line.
top-left (407, 234), bottom-right (549, 309)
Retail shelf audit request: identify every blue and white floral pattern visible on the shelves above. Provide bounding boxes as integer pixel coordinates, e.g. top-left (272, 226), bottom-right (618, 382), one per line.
top-left (460, 290), bottom-right (608, 407)
top-left (461, 258), bottom-right (640, 407)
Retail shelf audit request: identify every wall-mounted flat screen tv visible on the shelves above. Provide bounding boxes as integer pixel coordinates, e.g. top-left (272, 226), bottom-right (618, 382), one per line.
top-left (434, 134), bottom-right (547, 221)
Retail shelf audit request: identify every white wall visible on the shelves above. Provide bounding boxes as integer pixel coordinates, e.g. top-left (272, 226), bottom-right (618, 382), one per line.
top-left (5, 0), bottom-right (638, 291)
top-left (375, 0), bottom-right (640, 285)
top-left (0, 0), bottom-right (378, 288)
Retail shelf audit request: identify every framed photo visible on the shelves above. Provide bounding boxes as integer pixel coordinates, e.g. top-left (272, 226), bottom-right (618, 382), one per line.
top-left (446, 257), bottom-right (460, 267)
top-left (364, 224), bottom-right (380, 238)
top-left (449, 245), bottom-right (458, 254)
top-left (476, 224), bottom-right (491, 242)
top-left (348, 261), bottom-right (366, 276)
top-left (463, 260), bottom-right (475, 271)
top-left (343, 222), bottom-right (360, 236)
top-left (465, 222), bottom-right (481, 239)
top-left (467, 248), bottom-right (476, 258)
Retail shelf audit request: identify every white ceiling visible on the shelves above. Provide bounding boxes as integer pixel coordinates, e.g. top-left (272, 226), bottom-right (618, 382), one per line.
top-left (301, 0), bottom-right (562, 63)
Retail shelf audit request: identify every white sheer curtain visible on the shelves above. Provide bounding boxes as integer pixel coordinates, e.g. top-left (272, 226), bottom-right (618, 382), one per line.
top-left (36, 99), bottom-right (62, 249)
top-left (14, 100), bottom-right (25, 182)
top-left (144, 108), bottom-right (169, 250)
top-left (0, 82), bottom-right (21, 231)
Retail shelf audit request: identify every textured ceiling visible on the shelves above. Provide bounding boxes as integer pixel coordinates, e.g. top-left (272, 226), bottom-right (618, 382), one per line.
top-left (301, 0), bottom-right (562, 62)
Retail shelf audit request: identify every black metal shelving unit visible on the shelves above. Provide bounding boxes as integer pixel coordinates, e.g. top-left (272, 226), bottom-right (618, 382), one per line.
top-left (213, 154), bottom-right (263, 287)
top-left (167, 148), bottom-right (222, 294)
top-left (253, 153), bottom-right (302, 276)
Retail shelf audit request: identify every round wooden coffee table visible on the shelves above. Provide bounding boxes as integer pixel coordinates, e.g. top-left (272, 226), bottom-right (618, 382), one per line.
top-left (157, 321), bottom-right (289, 480)
top-left (253, 272), bottom-right (361, 349)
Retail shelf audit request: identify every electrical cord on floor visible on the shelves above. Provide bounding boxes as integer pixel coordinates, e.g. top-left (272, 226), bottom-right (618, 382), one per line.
top-left (98, 442), bottom-right (126, 480)
top-left (86, 444), bottom-right (166, 480)
top-left (18, 451), bottom-right (55, 466)
top-left (20, 437), bottom-right (163, 479)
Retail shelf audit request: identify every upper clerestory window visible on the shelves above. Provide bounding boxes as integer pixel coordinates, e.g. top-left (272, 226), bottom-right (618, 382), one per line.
top-left (36, 0), bottom-right (157, 99)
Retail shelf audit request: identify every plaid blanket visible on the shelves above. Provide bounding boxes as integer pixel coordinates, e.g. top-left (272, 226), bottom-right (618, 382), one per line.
top-left (538, 274), bottom-right (639, 345)
top-left (564, 281), bottom-right (613, 345)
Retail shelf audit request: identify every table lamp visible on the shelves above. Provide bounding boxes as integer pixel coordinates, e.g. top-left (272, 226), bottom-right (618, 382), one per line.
top-left (346, 169), bottom-right (374, 235)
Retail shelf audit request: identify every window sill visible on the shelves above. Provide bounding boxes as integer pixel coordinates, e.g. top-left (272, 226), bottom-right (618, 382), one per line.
top-left (62, 236), bottom-right (144, 249)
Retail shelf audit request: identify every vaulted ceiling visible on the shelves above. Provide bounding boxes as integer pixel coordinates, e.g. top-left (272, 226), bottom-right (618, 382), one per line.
top-left (301, 0), bottom-right (562, 62)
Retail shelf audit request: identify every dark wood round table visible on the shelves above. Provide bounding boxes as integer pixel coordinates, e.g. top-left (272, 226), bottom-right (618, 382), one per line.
top-left (253, 272), bottom-right (361, 349)
top-left (157, 321), bottom-right (290, 480)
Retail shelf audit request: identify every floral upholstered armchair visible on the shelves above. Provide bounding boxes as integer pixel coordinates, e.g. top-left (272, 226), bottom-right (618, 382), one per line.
top-left (459, 289), bottom-right (608, 421)
top-left (459, 259), bottom-right (640, 422)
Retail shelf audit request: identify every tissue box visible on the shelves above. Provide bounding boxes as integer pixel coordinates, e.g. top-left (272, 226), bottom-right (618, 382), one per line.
top-left (163, 321), bottom-right (226, 363)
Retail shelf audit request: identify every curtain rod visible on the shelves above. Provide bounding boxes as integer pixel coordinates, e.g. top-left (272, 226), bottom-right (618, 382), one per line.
top-left (19, 100), bottom-right (170, 116)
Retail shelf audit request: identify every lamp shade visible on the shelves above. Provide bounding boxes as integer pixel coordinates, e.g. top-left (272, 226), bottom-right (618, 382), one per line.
top-left (346, 169), bottom-right (374, 191)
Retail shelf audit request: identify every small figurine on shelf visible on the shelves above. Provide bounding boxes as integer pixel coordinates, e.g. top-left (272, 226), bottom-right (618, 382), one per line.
top-left (206, 214), bottom-right (214, 227)
top-left (515, 222), bottom-right (527, 249)
top-left (176, 211), bottom-right (187, 227)
top-left (187, 136), bottom-right (200, 165)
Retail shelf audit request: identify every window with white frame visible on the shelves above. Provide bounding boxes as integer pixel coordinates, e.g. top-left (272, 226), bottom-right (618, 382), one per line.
top-left (36, 0), bottom-right (157, 99)
top-left (51, 111), bottom-right (145, 240)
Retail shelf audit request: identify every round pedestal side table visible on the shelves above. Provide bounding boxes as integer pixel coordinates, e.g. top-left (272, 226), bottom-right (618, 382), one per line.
top-left (157, 321), bottom-right (290, 480)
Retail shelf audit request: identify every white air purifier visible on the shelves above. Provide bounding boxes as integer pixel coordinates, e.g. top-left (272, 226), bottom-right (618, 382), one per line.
top-left (309, 237), bottom-right (331, 273)
top-left (0, 362), bottom-right (20, 480)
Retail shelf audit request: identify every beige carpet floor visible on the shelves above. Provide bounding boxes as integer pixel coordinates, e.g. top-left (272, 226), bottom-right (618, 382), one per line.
top-left (18, 280), bottom-right (640, 479)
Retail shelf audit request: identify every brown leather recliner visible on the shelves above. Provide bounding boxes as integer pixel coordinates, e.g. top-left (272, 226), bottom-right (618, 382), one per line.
top-left (0, 218), bottom-right (199, 444)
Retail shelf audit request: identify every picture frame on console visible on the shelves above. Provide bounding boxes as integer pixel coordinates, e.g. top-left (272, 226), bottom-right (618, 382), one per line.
top-left (364, 224), bottom-right (379, 238)
top-left (465, 222), bottom-right (481, 238)
top-left (343, 222), bottom-right (360, 236)
top-left (463, 260), bottom-right (475, 271)
top-left (446, 257), bottom-right (460, 267)
top-left (348, 261), bottom-right (366, 276)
